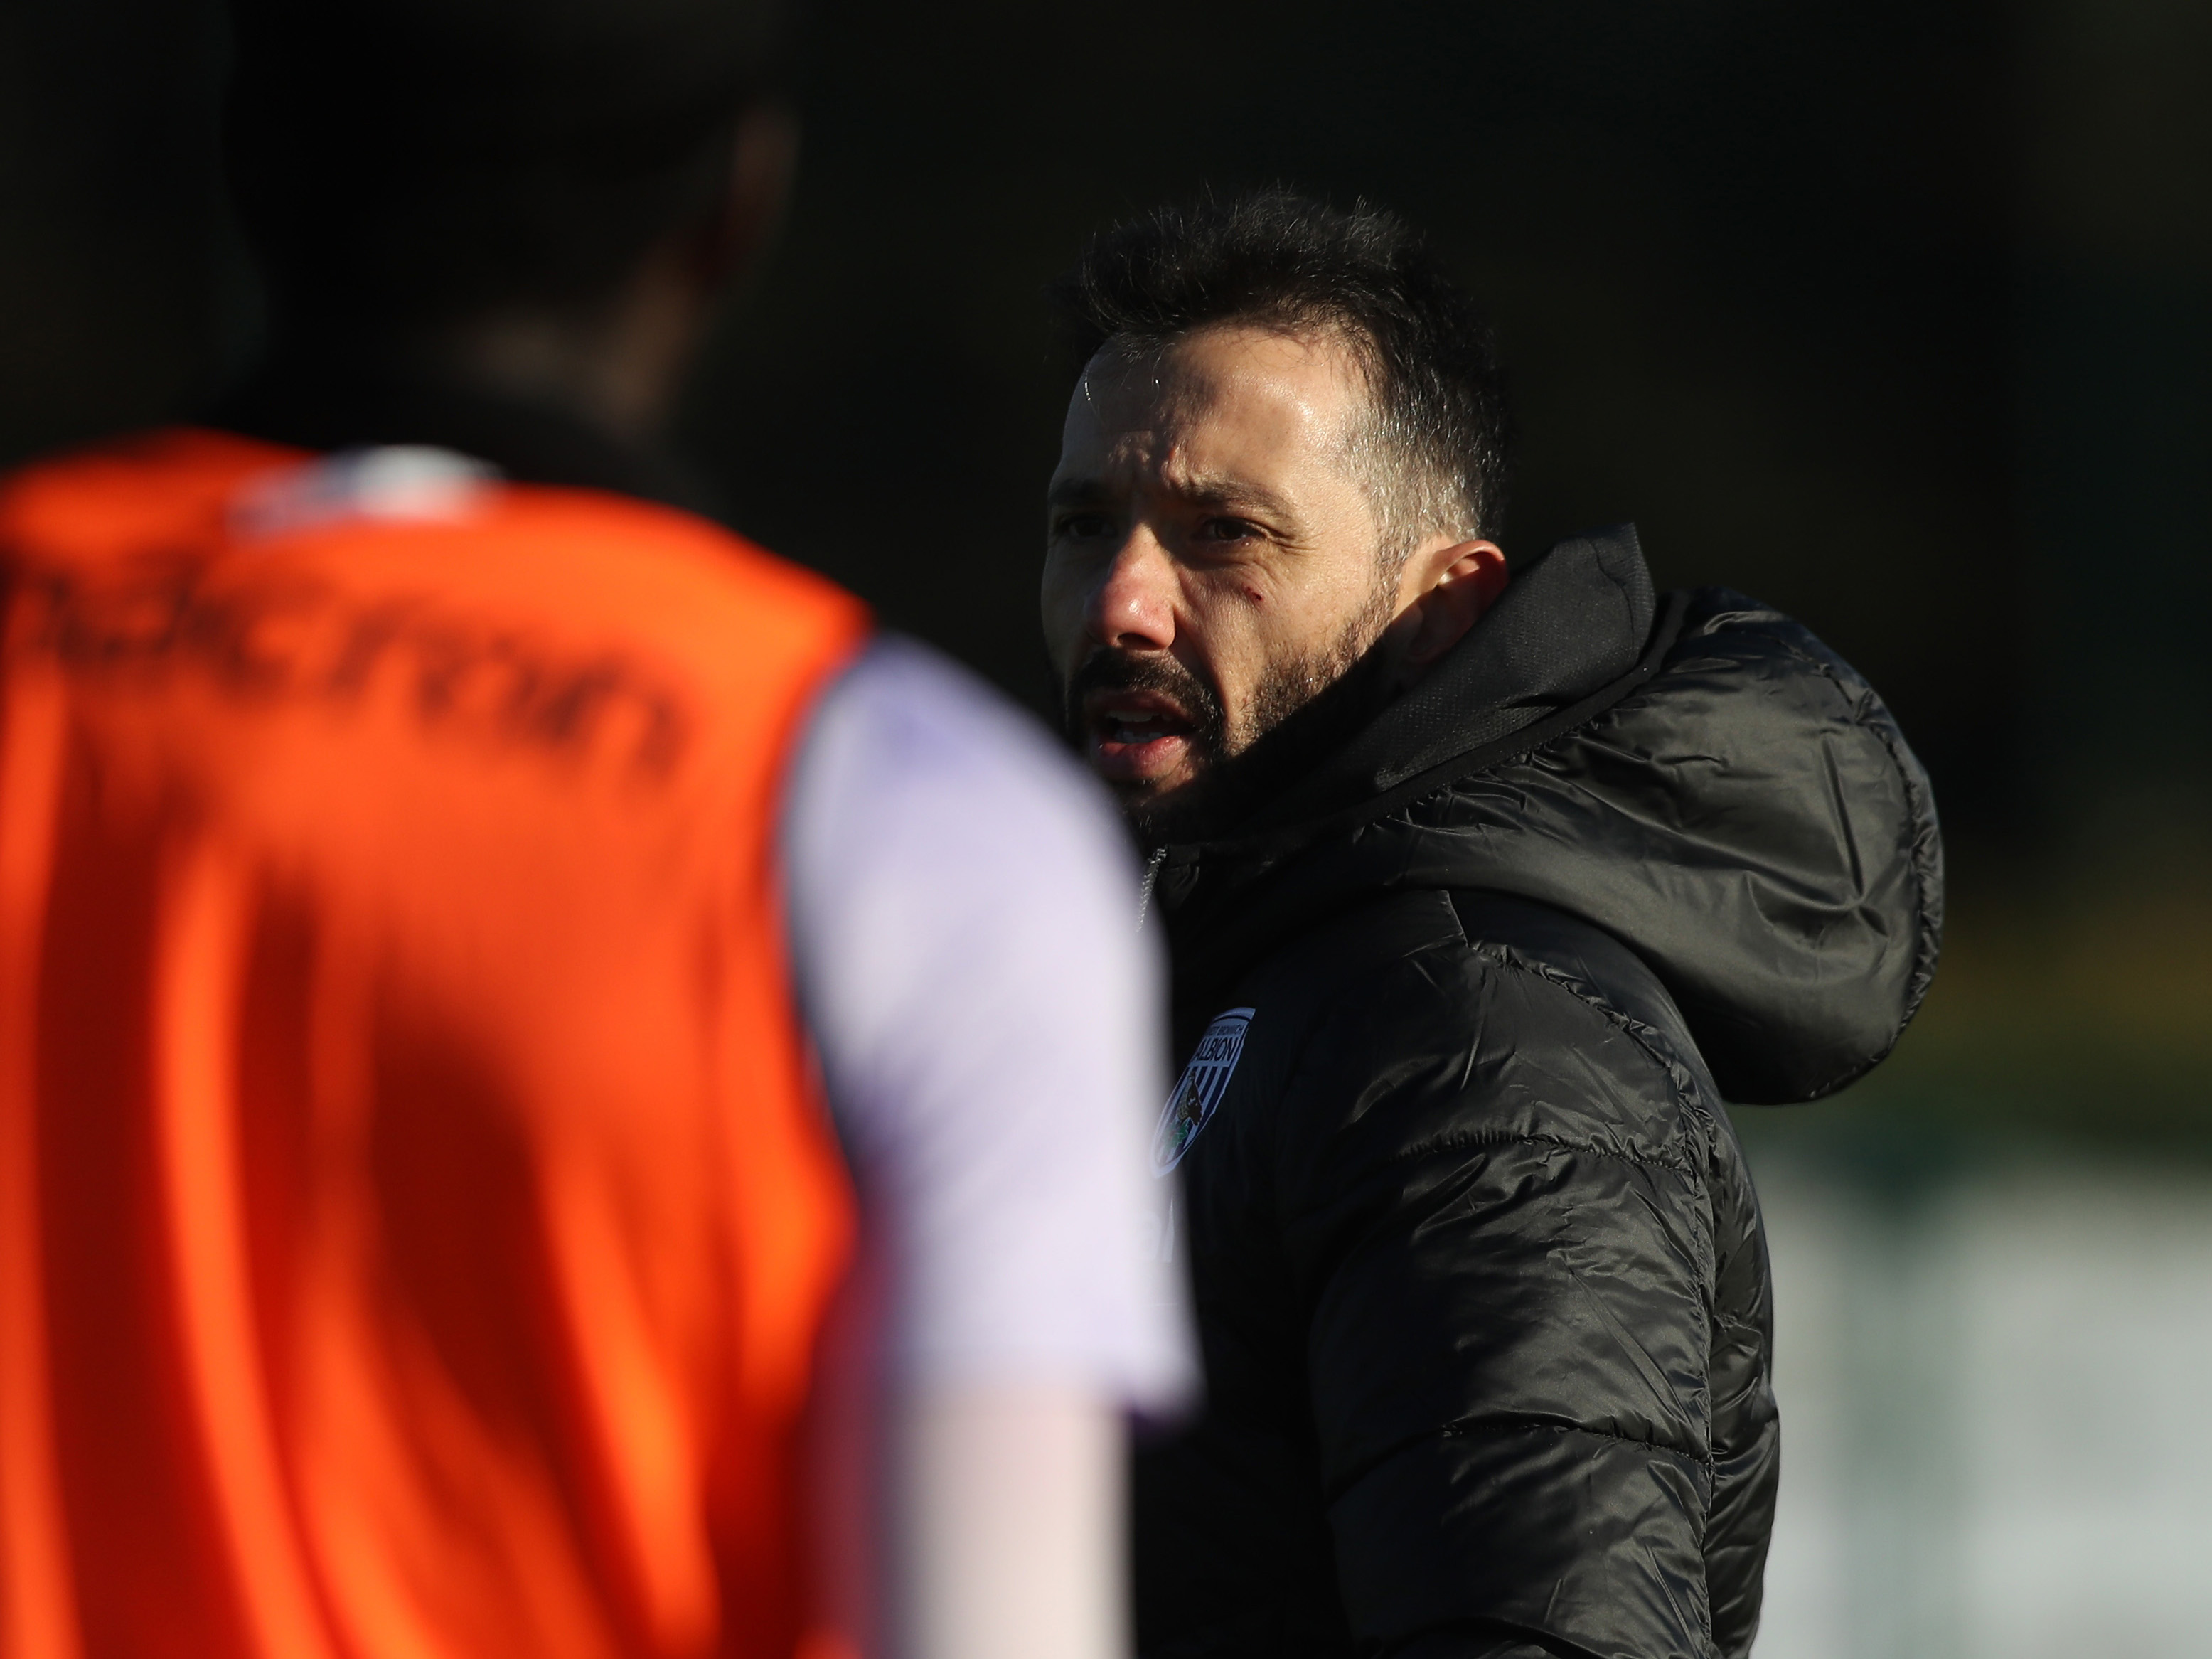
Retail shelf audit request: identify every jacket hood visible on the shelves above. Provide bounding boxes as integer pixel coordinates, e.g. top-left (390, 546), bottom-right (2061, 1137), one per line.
top-left (1154, 525), bottom-right (1944, 1104)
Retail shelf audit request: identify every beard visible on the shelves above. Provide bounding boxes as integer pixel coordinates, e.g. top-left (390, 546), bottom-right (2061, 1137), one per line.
top-left (1064, 578), bottom-right (1399, 846)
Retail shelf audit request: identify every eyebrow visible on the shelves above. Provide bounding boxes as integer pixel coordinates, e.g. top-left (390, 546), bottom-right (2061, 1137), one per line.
top-left (1045, 471), bottom-right (1299, 523)
top-left (1169, 472), bottom-right (1298, 522)
top-left (1047, 476), bottom-right (1107, 509)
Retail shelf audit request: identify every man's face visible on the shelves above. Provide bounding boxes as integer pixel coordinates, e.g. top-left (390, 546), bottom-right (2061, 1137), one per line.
top-left (1041, 324), bottom-right (1404, 841)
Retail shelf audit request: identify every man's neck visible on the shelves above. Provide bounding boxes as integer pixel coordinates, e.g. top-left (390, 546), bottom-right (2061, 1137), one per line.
top-left (209, 336), bottom-right (717, 515)
top-left (437, 311), bottom-right (673, 449)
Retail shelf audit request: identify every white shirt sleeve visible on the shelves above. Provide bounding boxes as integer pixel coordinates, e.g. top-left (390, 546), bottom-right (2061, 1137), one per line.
top-left (781, 636), bottom-right (1195, 1414)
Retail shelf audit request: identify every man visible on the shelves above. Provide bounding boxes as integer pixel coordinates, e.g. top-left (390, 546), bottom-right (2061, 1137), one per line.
top-left (1042, 193), bottom-right (1942, 1659)
top-left (0, 4), bottom-right (1190, 1658)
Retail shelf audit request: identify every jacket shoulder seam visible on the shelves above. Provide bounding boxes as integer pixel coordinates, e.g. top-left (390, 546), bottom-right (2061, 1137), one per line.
top-left (1277, 917), bottom-right (1705, 1179)
top-left (1446, 1414), bottom-right (1716, 1468)
top-left (1376, 1124), bottom-right (1694, 1181)
top-left (1446, 907), bottom-right (1719, 1145)
top-left (1326, 1414), bottom-right (1714, 1511)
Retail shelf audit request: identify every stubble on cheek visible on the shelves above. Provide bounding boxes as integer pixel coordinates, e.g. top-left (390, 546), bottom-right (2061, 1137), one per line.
top-left (1067, 577), bottom-right (1398, 844)
top-left (1236, 576), bottom-right (1396, 748)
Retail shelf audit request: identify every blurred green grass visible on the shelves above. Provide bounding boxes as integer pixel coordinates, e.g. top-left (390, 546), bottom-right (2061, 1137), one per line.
top-left (1736, 845), bottom-right (2212, 1168)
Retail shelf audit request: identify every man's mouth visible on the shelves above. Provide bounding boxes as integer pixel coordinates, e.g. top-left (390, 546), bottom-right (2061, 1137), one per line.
top-left (1084, 689), bottom-right (1197, 783)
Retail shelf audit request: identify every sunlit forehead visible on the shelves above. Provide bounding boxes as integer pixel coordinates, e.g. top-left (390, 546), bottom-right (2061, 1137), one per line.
top-left (1059, 324), bottom-right (1374, 521)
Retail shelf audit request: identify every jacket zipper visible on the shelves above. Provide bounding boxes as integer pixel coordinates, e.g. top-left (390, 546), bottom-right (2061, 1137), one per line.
top-left (1136, 846), bottom-right (1167, 933)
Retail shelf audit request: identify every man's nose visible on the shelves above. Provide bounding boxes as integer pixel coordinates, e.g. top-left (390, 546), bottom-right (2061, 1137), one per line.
top-left (1085, 530), bottom-right (1177, 653)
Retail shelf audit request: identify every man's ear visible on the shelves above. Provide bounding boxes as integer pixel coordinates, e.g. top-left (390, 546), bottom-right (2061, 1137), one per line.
top-left (1387, 539), bottom-right (1508, 683)
top-left (696, 99), bottom-right (801, 287)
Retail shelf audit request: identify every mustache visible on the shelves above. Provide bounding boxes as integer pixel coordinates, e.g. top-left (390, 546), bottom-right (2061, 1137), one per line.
top-left (1063, 650), bottom-right (1227, 750)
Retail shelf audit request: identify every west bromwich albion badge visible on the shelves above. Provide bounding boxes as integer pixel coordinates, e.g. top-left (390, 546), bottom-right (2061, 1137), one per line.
top-left (1153, 1007), bottom-right (1255, 1174)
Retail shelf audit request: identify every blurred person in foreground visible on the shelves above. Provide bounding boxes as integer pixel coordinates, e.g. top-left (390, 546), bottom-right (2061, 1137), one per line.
top-left (0, 4), bottom-right (1192, 1657)
top-left (1042, 193), bottom-right (1943, 1659)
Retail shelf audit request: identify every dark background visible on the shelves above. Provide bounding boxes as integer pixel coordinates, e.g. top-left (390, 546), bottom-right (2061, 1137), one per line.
top-left (4, 0), bottom-right (2208, 1133)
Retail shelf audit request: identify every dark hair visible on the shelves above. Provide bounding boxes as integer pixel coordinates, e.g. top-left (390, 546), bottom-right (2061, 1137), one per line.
top-left (223, 0), bottom-right (787, 331)
top-left (1047, 191), bottom-right (1511, 547)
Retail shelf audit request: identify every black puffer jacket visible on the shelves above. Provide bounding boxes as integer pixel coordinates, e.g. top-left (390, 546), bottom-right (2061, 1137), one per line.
top-left (1133, 527), bottom-right (1941, 1659)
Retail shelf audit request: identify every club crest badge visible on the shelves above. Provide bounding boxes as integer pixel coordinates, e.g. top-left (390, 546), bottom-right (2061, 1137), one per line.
top-left (1153, 1007), bottom-right (1256, 1175)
